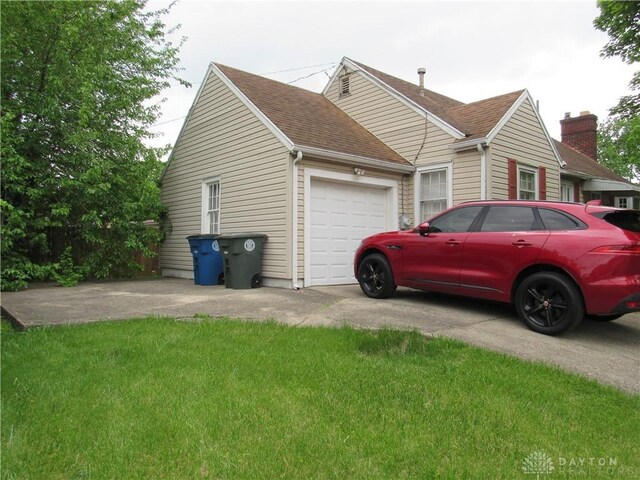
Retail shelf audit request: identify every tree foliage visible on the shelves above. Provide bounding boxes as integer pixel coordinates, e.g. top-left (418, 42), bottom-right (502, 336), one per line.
top-left (1, 0), bottom-right (186, 290)
top-left (594, 1), bottom-right (639, 182)
top-left (598, 116), bottom-right (640, 183)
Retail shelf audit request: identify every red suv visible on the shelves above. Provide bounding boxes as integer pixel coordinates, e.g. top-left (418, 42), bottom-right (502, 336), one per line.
top-left (354, 200), bottom-right (640, 335)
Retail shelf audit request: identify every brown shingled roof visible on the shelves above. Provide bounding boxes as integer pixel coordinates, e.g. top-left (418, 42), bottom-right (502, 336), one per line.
top-left (448, 90), bottom-right (526, 141)
top-left (348, 59), bottom-right (525, 140)
top-left (215, 63), bottom-right (409, 167)
top-left (554, 140), bottom-right (628, 182)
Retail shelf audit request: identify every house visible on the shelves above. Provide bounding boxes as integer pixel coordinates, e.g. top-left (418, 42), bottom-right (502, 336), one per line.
top-left (159, 57), bottom-right (565, 288)
top-left (555, 111), bottom-right (640, 208)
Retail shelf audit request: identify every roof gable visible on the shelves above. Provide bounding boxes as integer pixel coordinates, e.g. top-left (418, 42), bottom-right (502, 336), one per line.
top-left (335, 58), bottom-right (554, 154)
top-left (345, 59), bottom-right (466, 130)
top-left (215, 63), bottom-right (409, 167)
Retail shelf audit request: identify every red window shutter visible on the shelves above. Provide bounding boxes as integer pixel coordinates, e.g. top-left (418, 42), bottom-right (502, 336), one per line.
top-left (538, 166), bottom-right (546, 200)
top-left (573, 181), bottom-right (581, 202)
top-left (508, 159), bottom-right (517, 199)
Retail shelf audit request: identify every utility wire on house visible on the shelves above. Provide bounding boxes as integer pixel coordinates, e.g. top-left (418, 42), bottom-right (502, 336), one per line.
top-left (286, 66), bottom-right (337, 85)
top-left (260, 62), bottom-right (337, 76)
top-left (150, 116), bottom-right (188, 128)
top-left (152, 62), bottom-right (338, 127)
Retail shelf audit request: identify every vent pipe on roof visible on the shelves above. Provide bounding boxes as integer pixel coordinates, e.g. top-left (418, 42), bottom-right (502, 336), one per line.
top-left (418, 68), bottom-right (426, 96)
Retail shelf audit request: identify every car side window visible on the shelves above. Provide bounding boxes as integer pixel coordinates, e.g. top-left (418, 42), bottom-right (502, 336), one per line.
top-left (429, 206), bottom-right (483, 233)
top-left (479, 206), bottom-right (538, 232)
top-left (538, 208), bottom-right (586, 230)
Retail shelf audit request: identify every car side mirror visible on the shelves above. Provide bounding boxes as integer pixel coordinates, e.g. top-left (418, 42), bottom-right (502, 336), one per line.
top-left (417, 222), bottom-right (431, 236)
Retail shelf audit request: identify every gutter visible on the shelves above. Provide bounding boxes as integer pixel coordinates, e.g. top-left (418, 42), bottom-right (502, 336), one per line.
top-left (450, 137), bottom-right (488, 152)
top-left (292, 145), bottom-right (415, 174)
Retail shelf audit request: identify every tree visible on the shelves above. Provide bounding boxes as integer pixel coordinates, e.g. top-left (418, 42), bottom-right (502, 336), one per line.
top-left (598, 116), bottom-right (640, 183)
top-left (593, 1), bottom-right (639, 183)
top-left (594, 0), bottom-right (640, 119)
top-left (1, 0), bottom-right (186, 290)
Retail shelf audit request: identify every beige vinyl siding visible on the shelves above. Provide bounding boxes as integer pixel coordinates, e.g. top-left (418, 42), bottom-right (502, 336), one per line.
top-left (490, 98), bottom-right (560, 200)
top-left (325, 70), bottom-right (456, 226)
top-left (326, 73), bottom-right (455, 166)
top-left (295, 158), bottom-right (406, 282)
top-left (161, 70), bottom-right (291, 279)
top-left (453, 149), bottom-right (482, 204)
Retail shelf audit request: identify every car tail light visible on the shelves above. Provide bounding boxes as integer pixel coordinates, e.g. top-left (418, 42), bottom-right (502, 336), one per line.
top-left (591, 245), bottom-right (640, 254)
top-left (626, 301), bottom-right (640, 309)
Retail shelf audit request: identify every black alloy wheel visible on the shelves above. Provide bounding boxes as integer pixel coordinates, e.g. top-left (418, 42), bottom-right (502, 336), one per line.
top-left (357, 253), bottom-right (397, 299)
top-left (515, 272), bottom-right (584, 335)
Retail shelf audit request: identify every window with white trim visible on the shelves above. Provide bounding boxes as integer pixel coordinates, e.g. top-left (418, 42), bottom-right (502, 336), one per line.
top-left (518, 166), bottom-right (537, 200)
top-left (615, 196), bottom-right (632, 209)
top-left (418, 167), bottom-right (450, 221)
top-left (202, 178), bottom-right (220, 234)
top-left (560, 181), bottom-right (574, 202)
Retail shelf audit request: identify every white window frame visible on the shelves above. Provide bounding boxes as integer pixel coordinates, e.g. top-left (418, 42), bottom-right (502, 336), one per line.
top-left (201, 177), bottom-right (221, 234)
top-left (518, 165), bottom-right (538, 200)
top-left (615, 196), bottom-right (633, 209)
top-left (414, 163), bottom-right (453, 223)
top-left (560, 181), bottom-right (574, 203)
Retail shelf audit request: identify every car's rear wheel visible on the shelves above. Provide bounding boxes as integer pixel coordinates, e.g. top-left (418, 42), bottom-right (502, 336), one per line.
top-left (515, 272), bottom-right (584, 335)
top-left (357, 253), bottom-right (397, 299)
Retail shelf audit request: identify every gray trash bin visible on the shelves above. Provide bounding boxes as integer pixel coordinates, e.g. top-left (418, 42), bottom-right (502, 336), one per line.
top-left (218, 233), bottom-right (267, 289)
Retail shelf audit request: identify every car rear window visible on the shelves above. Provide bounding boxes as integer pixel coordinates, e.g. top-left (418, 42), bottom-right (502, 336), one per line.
top-left (538, 208), bottom-right (586, 230)
top-left (592, 210), bottom-right (640, 233)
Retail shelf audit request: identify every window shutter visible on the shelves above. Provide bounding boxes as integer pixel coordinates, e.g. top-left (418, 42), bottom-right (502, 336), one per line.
top-left (508, 159), bottom-right (517, 199)
top-left (538, 166), bottom-right (546, 200)
top-left (573, 181), bottom-right (581, 202)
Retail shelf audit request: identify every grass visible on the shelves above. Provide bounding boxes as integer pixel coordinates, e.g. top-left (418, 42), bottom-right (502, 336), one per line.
top-left (1, 318), bottom-right (638, 479)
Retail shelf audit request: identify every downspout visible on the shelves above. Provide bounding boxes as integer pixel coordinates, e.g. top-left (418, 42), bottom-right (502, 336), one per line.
top-left (291, 150), bottom-right (303, 289)
top-left (477, 143), bottom-right (487, 200)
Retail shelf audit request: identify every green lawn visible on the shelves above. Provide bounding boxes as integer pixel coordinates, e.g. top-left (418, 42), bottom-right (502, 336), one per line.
top-left (1, 318), bottom-right (638, 479)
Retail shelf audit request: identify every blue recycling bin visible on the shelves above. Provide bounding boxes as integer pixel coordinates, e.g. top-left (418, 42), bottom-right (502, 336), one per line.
top-left (186, 235), bottom-right (224, 285)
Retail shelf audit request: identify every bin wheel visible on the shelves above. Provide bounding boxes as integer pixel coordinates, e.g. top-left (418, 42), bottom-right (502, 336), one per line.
top-left (251, 274), bottom-right (262, 288)
top-left (218, 273), bottom-right (225, 285)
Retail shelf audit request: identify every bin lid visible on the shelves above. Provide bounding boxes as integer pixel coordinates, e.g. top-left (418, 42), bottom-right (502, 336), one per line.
top-left (217, 233), bottom-right (267, 240)
top-left (186, 234), bottom-right (221, 240)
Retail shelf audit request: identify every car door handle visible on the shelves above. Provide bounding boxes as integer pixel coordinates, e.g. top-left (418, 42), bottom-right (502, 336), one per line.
top-left (512, 240), bottom-right (533, 247)
top-left (445, 239), bottom-right (462, 246)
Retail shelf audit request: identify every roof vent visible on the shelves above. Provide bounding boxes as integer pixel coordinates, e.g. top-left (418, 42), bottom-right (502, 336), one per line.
top-left (340, 75), bottom-right (350, 97)
top-left (418, 68), bottom-right (426, 96)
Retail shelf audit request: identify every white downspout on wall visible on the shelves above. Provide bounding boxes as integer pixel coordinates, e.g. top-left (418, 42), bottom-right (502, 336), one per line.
top-left (477, 143), bottom-right (487, 200)
top-left (291, 150), bottom-right (303, 289)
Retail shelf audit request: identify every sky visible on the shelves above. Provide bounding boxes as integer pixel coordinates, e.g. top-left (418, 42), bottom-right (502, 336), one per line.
top-left (145, 0), bottom-right (636, 152)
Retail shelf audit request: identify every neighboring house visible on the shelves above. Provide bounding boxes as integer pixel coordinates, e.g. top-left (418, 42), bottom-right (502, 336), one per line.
top-left (554, 111), bottom-right (640, 208)
top-left (160, 57), bottom-right (565, 288)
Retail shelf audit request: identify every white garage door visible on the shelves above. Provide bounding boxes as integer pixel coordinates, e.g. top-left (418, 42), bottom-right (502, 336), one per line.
top-left (308, 179), bottom-right (390, 286)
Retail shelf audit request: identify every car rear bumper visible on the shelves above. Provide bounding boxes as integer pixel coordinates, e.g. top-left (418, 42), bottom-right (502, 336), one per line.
top-left (584, 281), bottom-right (640, 315)
top-left (611, 293), bottom-right (640, 315)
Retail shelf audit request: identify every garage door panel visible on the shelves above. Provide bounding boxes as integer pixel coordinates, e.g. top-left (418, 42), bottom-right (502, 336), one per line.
top-left (309, 179), bottom-right (391, 286)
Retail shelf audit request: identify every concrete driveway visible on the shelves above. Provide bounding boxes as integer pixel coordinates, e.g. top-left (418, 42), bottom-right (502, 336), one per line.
top-left (2, 277), bottom-right (639, 393)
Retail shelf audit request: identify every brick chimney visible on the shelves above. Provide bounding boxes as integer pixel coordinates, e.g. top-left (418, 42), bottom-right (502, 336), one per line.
top-left (560, 111), bottom-right (598, 160)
